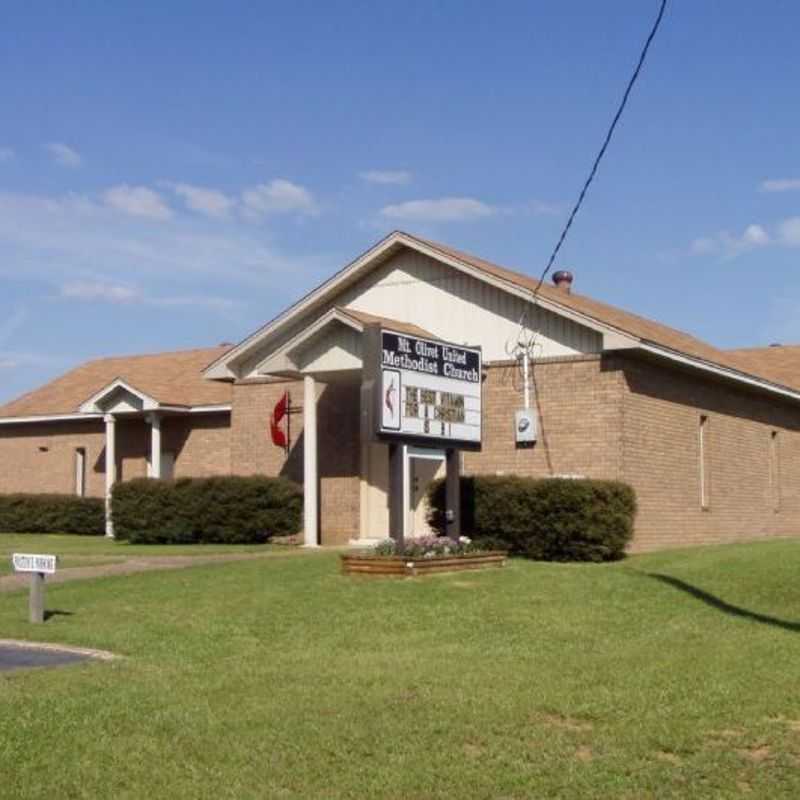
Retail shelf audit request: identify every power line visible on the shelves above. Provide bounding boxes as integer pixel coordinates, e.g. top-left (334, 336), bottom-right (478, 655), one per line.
top-left (534, 0), bottom-right (668, 296)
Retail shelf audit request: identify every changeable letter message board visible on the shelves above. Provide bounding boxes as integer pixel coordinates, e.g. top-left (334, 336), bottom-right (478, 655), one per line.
top-left (377, 329), bottom-right (482, 446)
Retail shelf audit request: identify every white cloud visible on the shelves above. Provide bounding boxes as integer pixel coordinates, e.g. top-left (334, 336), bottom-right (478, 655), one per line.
top-left (0, 147), bottom-right (14, 162)
top-left (103, 184), bottom-right (172, 220)
top-left (0, 188), bottom-right (320, 293)
top-left (241, 179), bottom-right (317, 219)
top-left (61, 281), bottom-right (142, 303)
top-left (380, 197), bottom-right (497, 223)
top-left (742, 224), bottom-right (770, 246)
top-left (689, 236), bottom-right (719, 256)
top-left (59, 280), bottom-right (238, 313)
top-left (690, 217), bottom-right (800, 258)
top-left (165, 182), bottom-right (235, 218)
top-left (690, 223), bottom-right (771, 258)
top-left (359, 170), bottom-right (412, 186)
top-left (760, 178), bottom-right (800, 193)
top-left (45, 142), bottom-right (82, 168)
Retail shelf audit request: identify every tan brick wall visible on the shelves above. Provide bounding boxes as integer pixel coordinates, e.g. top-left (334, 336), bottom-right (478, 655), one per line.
top-left (618, 355), bottom-right (800, 552)
top-left (463, 354), bottom-right (800, 553)
top-left (317, 380), bottom-right (361, 545)
top-left (230, 380), bottom-right (304, 481)
top-left (231, 379), bottom-right (360, 544)
top-left (463, 356), bottom-right (623, 480)
top-left (0, 413), bottom-right (231, 498)
top-left (6, 353), bottom-right (800, 553)
top-left (165, 413), bottom-right (231, 478)
top-left (0, 420), bottom-right (108, 496)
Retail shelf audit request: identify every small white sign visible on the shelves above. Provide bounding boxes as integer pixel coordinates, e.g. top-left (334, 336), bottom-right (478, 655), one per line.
top-left (12, 553), bottom-right (57, 575)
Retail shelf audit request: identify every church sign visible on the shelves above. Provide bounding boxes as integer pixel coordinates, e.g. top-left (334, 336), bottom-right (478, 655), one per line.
top-left (374, 329), bottom-right (482, 446)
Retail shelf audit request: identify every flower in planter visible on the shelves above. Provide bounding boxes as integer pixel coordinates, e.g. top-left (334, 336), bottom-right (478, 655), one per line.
top-left (371, 535), bottom-right (483, 558)
top-left (374, 538), bottom-right (397, 556)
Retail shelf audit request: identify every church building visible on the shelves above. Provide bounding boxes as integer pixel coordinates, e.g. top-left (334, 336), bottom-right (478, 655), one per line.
top-left (2, 230), bottom-right (800, 552)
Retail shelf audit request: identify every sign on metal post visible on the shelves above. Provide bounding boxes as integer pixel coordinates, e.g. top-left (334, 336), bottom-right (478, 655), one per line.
top-left (12, 554), bottom-right (57, 574)
top-left (361, 326), bottom-right (482, 545)
top-left (12, 553), bottom-right (57, 624)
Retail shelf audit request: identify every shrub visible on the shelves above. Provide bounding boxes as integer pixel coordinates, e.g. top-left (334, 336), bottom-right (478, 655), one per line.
top-left (0, 493), bottom-right (105, 535)
top-left (427, 475), bottom-right (636, 562)
top-left (112, 475), bottom-right (303, 545)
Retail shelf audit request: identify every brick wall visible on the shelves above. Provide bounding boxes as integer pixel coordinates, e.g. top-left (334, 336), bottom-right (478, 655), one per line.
top-left (0, 420), bottom-right (107, 496)
top-left (0, 413), bottom-right (232, 498)
top-left (165, 413), bottom-right (231, 478)
top-left (230, 380), bottom-right (304, 481)
top-left (463, 356), bottom-right (623, 480)
top-left (317, 380), bottom-right (361, 545)
top-left (231, 378), bottom-right (360, 544)
top-left (463, 354), bottom-right (800, 553)
top-left (5, 352), bottom-right (800, 553)
top-left (618, 355), bottom-right (800, 551)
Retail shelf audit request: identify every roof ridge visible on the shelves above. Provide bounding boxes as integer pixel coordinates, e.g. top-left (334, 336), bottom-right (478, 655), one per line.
top-left (85, 344), bottom-right (232, 365)
top-left (728, 344), bottom-right (800, 353)
top-left (408, 232), bottom-right (716, 344)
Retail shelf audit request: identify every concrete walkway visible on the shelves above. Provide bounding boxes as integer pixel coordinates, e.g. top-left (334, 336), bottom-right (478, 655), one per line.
top-left (0, 551), bottom-right (291, 593)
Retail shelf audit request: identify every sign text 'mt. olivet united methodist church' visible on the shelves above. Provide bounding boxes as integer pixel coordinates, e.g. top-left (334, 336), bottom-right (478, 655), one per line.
top-left (379, 330), bottom-right (482, 445)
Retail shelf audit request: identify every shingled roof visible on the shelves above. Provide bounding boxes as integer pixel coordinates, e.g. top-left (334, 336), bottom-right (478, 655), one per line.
top-left (0, 346), bottom-right (232, 419)
top-left (413, 235), bottom-right (800, 393)
top-left (336, 307), bottom-right (437, 339)
top-left (727, 345), bottom-right (800, 393)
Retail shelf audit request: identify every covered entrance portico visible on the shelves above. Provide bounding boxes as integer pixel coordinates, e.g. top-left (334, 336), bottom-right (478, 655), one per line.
top-left (252, 307), bottom-right (450, 547)
top-left (80, 379), bottom-right (202, 536)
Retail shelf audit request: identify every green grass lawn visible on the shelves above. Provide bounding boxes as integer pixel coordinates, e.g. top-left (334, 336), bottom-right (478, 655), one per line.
top-left (0, 532), bottom-right (276, 560)
top-left (0, 533), bottom-right (279, 576)
top-left (3, 538), bottom-right (800, 798)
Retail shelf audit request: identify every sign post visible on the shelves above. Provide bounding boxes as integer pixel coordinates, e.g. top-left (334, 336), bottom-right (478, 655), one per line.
top-left (362, 326), bottom-right (482, 544)
top-left (12, 554), bottom-right (57, 624)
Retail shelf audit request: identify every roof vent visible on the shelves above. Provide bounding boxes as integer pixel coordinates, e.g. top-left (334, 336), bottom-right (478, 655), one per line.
top-left (552, 270), bottom-right (574, 293)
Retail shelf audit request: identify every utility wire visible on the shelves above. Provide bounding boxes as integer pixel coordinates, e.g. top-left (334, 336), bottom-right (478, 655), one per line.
top-left (533, 0), bottom-right (668, 296)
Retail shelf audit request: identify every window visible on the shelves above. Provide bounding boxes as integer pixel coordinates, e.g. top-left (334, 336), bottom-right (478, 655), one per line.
top-left (699, 416), bottom-right (710, 509)
top-left (75, 448), bottom-right (86, 497)
top-left (770, 430), bottom-right (781, 512)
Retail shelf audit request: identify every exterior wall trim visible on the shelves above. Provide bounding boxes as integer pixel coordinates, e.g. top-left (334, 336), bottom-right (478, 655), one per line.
top-left (639, 343), bottom-right (800, 405)
top-left (0, 405), bottom-right (232, 426)
top-left (79, 378), bottom-right (160, 413)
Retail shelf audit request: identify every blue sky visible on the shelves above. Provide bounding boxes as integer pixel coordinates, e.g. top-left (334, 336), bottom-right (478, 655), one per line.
top-left (1, 1), bottom-right (799, 403)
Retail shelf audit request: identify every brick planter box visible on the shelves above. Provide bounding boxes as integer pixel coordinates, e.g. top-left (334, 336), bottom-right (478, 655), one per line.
top-left (341, 551), bottom-right (508, 576)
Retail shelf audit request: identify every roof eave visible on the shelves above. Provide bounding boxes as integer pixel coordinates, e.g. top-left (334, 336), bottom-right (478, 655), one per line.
top-left (638, 342), bottom-right (800, 404)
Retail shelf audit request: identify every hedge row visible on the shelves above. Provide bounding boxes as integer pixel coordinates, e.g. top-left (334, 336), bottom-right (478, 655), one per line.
top-left (428, 475), bottom-right (636, 561)
top-left (0, 493), bottom-right (105, 535)
top-left (112, 475), bottom-right (303, 544)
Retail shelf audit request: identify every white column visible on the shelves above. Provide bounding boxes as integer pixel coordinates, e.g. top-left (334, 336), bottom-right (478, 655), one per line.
top-left (104, 414), bottom-right (117, 538)
top-left (402, 444), bottom-right (411, 539)
top-left (303, 374), bottom-right (319, 547)
top-left (148, 412), bottom-right (162, 479)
